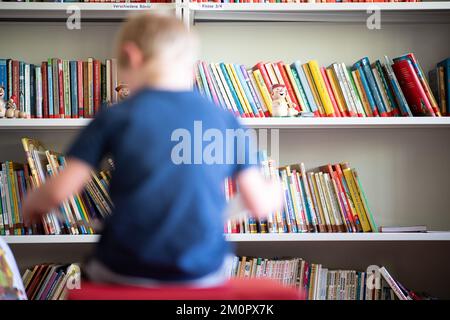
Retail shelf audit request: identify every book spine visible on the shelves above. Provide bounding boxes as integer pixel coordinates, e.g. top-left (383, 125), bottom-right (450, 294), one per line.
top-left (372, 64), bottom-right (393, 116)
top-left (240, 65), bottom-right (264, 116)
top-left (234, 64), bottom-right (260, 116)
top-left (308, 60), bottom-right (335, 116)
top-left (70, 61), bottom-right (78, 118)
top-left (24, 64), bottom-right (30, 117)
top-left (321, 67), bottom-right (341, 117)
top-left (93, 60), bottom-right (101, 115)
top-left (57, 59), bottom-right (64, 118)
top-left (289, 64), bottom-right (311, 112)
top-left (47, 59), bottom-right (54, 118)
top-left (276, 61), bottom-right (300, 109)
top-left (0, 59), bottom-right (7, 100)
top-left (29, 65), bottom-right (35, 118)
top-left (228, 63), bottom-right (253, 117)
top-left (19, 62), bottom-right (25, 112)
top-left (353, 61), bottom-right (378, 116)
top-left (331, 63), bottom-right (355, 117)
top-left (77, 61), bottom-right (84, 118)
top-left (220, 63), bottom-right (246, 117)
top-left (41, 63), bottom-right (48, 119)
top-left (88, 58), bottom-right (94, 117)
top-left (345, 65), bottom-right (366, 117)
top-left (252, 69), bottom-right (273, 116)
top-left (35, 67), bottom-right (43, 119)
top-left (303, 63), bottom-right (324, 116)
top-left (214, 63), bottom-right (239, 115)
top-left (392, 59), bottom-right (435, 116)
top-left (375, 60), bottom-right (399, 116)
top-left (360, 57), bottom-right (387, 116)
top-left (292, 61), bottom-right (319, 115)
top-left (326, 67), bottom-right (347, 116)
top-left (351, 69), bottom-right (373, 117)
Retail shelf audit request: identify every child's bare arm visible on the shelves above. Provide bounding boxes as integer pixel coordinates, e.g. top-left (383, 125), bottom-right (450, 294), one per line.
top-left (235, 167), bottom-right (283, 219)
top-left (21, 158), bottom-right (92, 225)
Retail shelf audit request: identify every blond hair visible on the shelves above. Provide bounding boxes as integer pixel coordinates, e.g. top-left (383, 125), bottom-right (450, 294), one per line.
top-left (116, 13), bottom-right (197, 68)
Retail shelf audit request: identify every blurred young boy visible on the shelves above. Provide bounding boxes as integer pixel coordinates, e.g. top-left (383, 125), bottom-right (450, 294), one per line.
top-left (21, 14), bottom-right (282, 286)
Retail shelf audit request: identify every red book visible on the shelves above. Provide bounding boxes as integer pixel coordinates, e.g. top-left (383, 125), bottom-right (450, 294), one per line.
top-left (57, 59), bottom-right (64, 118)
top-left (93, 60), bottom-right (101, 115)
top-left (12, 60), bottom-right (20, 109)
top-left (41, 62), bottom-right (48, 119)
top-left (392, 59), bottom-right (435, 116)
top-left (275, 61), bottom-right (300, 111)
top-left (320, 67), bottom-right (342, 117)
top-left (77, 61), bottom-right (84, 118)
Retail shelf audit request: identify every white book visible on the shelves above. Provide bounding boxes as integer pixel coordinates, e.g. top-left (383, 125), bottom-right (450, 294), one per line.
top-left (210, 63), bottom-right (233, 113)
top-left (333, 63), bottom-right (356, 116)
top-left (341, 62), bottom-right (366, 116)
top-left (379, 225), bottom-right (427, 233)
top-left (24, 64), bottom-right (30, 116)
top-left (215, 63), bottom-right (239, 115)
top-left (379, 267), bottom-right (410, 300)
top-left (35, 66), bottom-right (42, 118)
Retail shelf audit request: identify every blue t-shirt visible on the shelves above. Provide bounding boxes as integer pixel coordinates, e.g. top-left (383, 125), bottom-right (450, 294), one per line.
top-left (67, 88), bottom-right (253, 281)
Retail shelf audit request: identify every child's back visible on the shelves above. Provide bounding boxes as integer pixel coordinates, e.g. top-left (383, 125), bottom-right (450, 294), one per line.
top-left (67, 88), bottom-right (247, 282)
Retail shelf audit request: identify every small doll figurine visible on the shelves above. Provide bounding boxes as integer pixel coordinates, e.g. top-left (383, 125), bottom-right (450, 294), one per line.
top-left (0, 86), bottom-right (6, 118)
top-left (5, 95), bottom-right (18, 118)
top-left (115, 84), bottom-right (129, 102)
top-left (270, 84), bottom-right (299, 117)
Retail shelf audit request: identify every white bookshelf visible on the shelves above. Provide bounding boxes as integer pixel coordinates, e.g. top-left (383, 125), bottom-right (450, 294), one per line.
top-left (1, 1), bottom-right (450, 298)
top-left (2, 117), bottom-right (450, 130)
top-left (4, 232), bottom-right (450, 244)
top-left (0, 2), bottom-right (177, 21)
top-left (187, 2), bottom-right (450, 23)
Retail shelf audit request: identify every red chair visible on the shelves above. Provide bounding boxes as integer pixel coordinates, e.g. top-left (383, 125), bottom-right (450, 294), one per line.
top-left (68, 279), bottom-right (304, 300)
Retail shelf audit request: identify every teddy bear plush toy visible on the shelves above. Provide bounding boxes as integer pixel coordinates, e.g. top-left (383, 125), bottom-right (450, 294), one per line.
top-left (270, 84), bottom-right (299, 117)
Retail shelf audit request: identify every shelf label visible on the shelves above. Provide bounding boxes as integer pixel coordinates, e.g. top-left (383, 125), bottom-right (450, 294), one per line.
top-left (111, 3), bottom-right (152, 10)
top-left (199, 3), bottom-right (223, 10)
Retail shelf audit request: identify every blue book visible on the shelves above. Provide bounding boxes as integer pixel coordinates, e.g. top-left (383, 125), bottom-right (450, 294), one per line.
top-left (47, 60), bottom-right (54, 118)
top-left (197, 63), bottom-right (212, 101)
top-left (0, 59), bottom-right (7, 99)
top-left (358, 57), bottom-right (387, 116)
top-left (29, 64), bottom-right (35, 118)
top-left (437, 58), bottom-right (450, 115)
top-left (353, 61), bottom-right (378, 116)
top-left (376, 60), bottom-right (400, 116)
top-left (19, 61), bottom-right (25, 111)
top-left (383, 56), bottom-right (412, 117)
top-left (69, 61), bottom-right (78, 118)
top-left (219, 63), bottom-right (245, 117)
top-left (234, 64), bottom-right (259, 116)
top-left (291, 61), bottom-right (318, 113)
top-left (289, 65), bottom-right (311, 112)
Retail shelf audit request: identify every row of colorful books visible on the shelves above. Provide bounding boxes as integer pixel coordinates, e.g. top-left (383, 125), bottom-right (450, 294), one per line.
top-left (0, 58), bottom-right (119, 119)
top-left (0, 139), bottom-right (113, 236)
top-left (227, 256), bottom-right (430, 300)
top-left (22, 263), bottom-right (80, 301)
top-left (195, 54), bottom-right (447, 118)
top-left (429, 59), bottom-right (450, 117)
top-left (225, 155), bottom-right (376, 233)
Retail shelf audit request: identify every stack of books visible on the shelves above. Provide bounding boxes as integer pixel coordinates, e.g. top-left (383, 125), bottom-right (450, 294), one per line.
top-left (0, 138), bottom-right (112, 236)
top-left (0, 58), bottom-right (119, 119)
top-left (228, 256), bottom-right (428, 300)
top-left (22, 263), bottom-right (80, 301)
top-left (195, 53), bottom-right (446, 118)
top-left (225, 153), bottom-right (376, 233)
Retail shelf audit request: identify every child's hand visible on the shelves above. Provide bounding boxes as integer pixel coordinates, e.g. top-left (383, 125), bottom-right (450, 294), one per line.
top-left (21, 190), bottom-right (45, 229)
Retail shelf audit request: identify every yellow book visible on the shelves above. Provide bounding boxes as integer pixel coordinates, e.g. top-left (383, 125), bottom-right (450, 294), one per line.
top-left (8, 162), bottom-right (22, 235)
top-left (326, 67), bottom-right (347, 115)
top-left (308, 60), bottom-right (335, 116)
top-left (229, 64), bottom-right (254, 116)
top-left (342, 165), bottom-right (371, 232)
top-left (352, 169), bottom-right (377, 232)
top-left (252, 69), bottom-right (273, 115)
top-left (302, 63), bottom-right (325, 115)
top-left (284, 63), bottom-right (307, 111)
top-left (225, 64), bottom-right (251, 116)
top-left (352, 69), bottom-right (372, 117)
